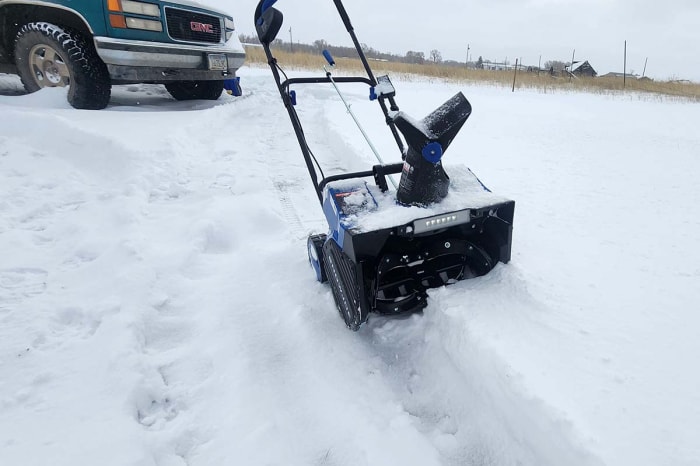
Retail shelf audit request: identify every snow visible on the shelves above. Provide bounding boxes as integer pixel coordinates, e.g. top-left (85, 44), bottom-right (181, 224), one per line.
top-left (373, 79), bottom-right (396, 99)
top-left (328, 165), bottom-right (511, 233)
top-left (1, 67), bottom-right (700, 466)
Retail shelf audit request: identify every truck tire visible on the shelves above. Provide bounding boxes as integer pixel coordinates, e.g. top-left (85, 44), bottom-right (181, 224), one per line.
top-left (165, 81), bottom-right (225, 101)
top-left (14, 22), bottom-right (111, 110)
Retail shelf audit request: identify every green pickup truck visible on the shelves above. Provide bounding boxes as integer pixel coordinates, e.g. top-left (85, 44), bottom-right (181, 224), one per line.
top-left (0, 0), bottom-right (246, 109)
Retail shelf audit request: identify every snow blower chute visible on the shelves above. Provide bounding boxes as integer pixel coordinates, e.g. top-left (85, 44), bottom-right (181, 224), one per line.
top-left (255, 0), bottom-right (515, 330)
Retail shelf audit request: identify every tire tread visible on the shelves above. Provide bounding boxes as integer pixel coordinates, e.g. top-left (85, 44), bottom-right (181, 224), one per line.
top-left (14, 22), bottom-right (111, 110)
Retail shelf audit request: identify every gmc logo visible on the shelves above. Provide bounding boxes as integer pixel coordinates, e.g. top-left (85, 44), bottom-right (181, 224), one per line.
top-left (190, 22), bottom-right (214, 33)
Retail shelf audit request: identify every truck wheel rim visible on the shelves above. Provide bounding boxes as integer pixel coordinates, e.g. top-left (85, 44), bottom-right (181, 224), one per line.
top-left (29, 44), bottom-right (71, 88)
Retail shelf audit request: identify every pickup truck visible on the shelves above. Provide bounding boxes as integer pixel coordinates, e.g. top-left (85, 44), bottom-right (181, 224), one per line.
top-left (0, 0), bottom-right (246, 109)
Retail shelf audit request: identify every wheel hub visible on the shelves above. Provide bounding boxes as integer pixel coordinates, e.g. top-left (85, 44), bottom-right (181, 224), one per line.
top-left (29, 44), bottom-right (70, 88)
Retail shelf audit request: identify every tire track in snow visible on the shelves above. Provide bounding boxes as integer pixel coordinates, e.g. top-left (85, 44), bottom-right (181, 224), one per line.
top-left (252, 84), bottom-right (332, 239)
top-left (271, 179), bottom-right (307, 238)
top-left (259, 82), bottom-right (387, 240)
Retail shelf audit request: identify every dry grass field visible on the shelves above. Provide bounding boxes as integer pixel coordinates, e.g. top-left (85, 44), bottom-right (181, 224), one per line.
top-left (244, 45), bottom-right (700, 101)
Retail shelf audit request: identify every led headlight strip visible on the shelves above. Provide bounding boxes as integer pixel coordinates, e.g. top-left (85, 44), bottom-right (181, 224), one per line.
top-left (412, 208), bottom-right (471, 234)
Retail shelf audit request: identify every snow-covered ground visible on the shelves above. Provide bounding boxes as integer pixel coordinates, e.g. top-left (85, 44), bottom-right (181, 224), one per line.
top-left (1, 66), bottom-right (699, 466)
top-left (0, 74), bottom-right (25, 96)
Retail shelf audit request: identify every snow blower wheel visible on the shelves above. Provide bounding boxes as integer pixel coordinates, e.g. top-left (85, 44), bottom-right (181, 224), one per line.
top-left (322, 239), bottom-right (369, 330)
top-left (307, 234), bottom-right (327, 283)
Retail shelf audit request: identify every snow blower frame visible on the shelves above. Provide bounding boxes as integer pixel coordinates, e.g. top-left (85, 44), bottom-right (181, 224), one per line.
top-left (255, 0), bottom-right (515, 330)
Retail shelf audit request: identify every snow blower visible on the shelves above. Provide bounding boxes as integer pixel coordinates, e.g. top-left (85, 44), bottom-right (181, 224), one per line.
top-left (255, 0), bottom-right (515, 330)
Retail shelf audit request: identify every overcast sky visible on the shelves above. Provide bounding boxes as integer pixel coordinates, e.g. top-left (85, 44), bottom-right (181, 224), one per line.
top-left (210, 0), bottom-right (700, 81)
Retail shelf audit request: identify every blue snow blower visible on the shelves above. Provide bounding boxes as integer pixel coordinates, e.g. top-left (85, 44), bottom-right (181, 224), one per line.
top-left (255, 0), bottom-right (515, 330)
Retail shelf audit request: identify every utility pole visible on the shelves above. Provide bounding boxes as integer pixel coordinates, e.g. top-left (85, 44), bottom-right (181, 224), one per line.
top-left (466, 43), bottom-right (470, 67)
top-left (642, 57), bottom-right (648, 78)
top-left (569, 49), bottom-right (575, 82)
top-left (512, 59), bottom-right (519, 92)
top-left (538, 54), bottom-right (541, 77)
top-left (289, 27), bottom-right (293, 53)
top-left (624, 40), bottom-right (627, 89)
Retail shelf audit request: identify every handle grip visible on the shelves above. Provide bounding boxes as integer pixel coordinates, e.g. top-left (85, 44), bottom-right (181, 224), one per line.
top-left (322, 50), bottom-right (336, 67)
top-left (261, 0), bottom-right (277, 14)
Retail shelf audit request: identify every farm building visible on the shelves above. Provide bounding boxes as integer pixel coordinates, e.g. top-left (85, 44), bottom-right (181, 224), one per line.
top-left (600, 72), bottom-right (640, 79)
top-left (567, 61), bottom-right (597, 78)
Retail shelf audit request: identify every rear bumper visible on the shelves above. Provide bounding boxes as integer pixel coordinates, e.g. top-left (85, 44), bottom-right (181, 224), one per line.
top-left (94, 36), bottom-right (245, 83)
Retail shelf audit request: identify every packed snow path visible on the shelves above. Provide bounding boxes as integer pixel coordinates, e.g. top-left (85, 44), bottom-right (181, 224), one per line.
top-left (1, 68), bottom-right (699, 466)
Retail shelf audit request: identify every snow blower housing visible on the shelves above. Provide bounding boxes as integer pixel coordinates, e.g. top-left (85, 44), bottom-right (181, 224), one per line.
top-left (255, 0), bottom-right (515, 330)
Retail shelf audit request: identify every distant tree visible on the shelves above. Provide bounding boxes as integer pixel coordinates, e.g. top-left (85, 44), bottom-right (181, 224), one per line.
top-left (361, 43), bottom-right (375, 55)
top-left (360, 43), bottom-right (379, 58)
top-left (238, 34), bottom-right (260, 45)
top-left (476, 56), bottom-right (484, 69)
top-left (313, 39), bottom-right (329, 51)
top-left (442, 60), bottom-right (464, 68)
top-left (429, 49), bottom-right (442, 63)
top-left (544, 60), bottom-right (569, 72)
top-left (405, 50), bottom-right (425, 64)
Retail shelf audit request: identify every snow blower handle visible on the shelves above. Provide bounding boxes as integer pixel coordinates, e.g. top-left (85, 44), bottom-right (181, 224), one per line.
top-left (260, 0), bottom-right (349, 29)
top-left (322, 50), bottom-right (397, 190)
top-left (322, 50), bottom-right (336, 67)
top-left (333, 0), bottom-right (354, 31)
top-left (255, 0), bottom-right (283, 44)
top-left (260, 0), bottom-right (277, 14)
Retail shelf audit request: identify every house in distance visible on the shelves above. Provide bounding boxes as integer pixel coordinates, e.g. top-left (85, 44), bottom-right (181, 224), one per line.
top-left (567, 60), bottom-right (597, 78)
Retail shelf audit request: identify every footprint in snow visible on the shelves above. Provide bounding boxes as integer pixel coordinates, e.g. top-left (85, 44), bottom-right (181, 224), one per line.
top-left (0, 268), bottom-right (48, 306)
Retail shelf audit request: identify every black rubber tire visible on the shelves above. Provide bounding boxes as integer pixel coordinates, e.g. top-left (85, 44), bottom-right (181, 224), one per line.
top-left (14, 22), bottom-right (111, 110)
top-left (307, 234), bottom-right (328, 283)
top-left (165, 81), bottom-right (225, 101)
top-left (322, 239), bottom-right (366, 331)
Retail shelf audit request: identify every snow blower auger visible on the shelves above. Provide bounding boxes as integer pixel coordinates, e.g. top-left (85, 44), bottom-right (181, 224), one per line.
top-left (255, 0), bottom-right (515, 330)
